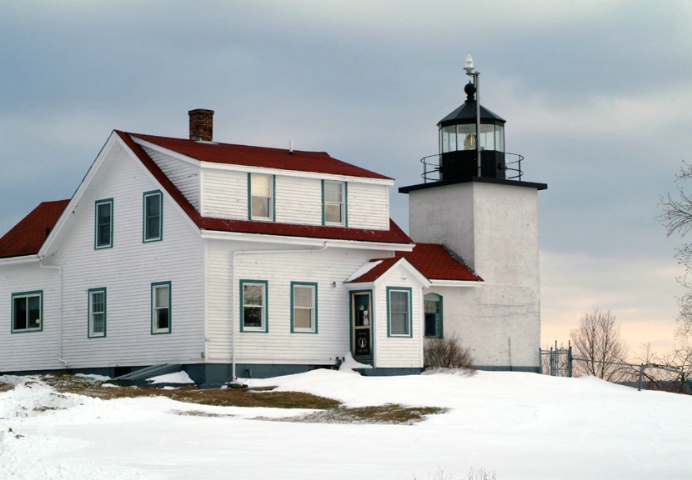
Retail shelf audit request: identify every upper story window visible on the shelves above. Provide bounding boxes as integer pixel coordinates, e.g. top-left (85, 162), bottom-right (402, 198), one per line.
top-left (323, 181), bottom-right (346, 226)
top-left (12, 291), bottom-right (43, 333)
top-left (95, 199), bottom-right (113, 249)
top-left (143, 191), bottom-right (163, 242)
top-left (249, 173), bottom-right (274, 220)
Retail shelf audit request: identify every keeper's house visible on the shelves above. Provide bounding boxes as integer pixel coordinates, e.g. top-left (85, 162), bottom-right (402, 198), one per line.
top-left (0, 78), bottom-right (546, 384)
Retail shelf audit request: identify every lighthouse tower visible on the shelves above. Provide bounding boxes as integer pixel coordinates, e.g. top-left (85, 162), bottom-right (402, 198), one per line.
top-left (400, 60), bottom-right (547, 371)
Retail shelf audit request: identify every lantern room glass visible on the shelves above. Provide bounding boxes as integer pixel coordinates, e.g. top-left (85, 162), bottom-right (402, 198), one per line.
top-left (440, 124), bottom-right (504, 153)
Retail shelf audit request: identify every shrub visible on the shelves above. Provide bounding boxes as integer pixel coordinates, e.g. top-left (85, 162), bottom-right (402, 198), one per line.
top-left (424, 333), bottom-right (474, 369)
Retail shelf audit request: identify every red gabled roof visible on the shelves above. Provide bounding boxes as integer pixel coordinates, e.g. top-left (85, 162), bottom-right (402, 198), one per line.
top-left (399, 243), bottom-right (482, 282)
top-left (0, 200), bottom-right (69, 259)
top-left (128, 132), bottom-right (392, 180)
top-left (116, 131), bottom-right (412, 245)
top-left (348, 243), bottom-right (483, 283)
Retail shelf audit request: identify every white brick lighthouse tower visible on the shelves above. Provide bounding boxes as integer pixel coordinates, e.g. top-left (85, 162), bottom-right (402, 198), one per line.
top-left (400, 57), bottom-right (547, 371)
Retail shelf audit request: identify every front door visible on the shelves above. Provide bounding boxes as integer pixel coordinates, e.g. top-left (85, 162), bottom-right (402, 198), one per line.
top-left (351, 291), bottom-right (373, 364)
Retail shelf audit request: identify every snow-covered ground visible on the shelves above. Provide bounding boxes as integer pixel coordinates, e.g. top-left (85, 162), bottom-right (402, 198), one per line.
top-left (1, 368), bottom-right (691, 480)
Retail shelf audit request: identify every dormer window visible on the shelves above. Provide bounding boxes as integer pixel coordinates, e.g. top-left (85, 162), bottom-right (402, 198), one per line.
top-left (323, 180), bottom-right (346, 225)
top-left (249, 173), bottom-right (274, 220)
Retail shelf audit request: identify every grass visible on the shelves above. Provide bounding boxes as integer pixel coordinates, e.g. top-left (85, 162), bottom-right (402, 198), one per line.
top-left (2, 374), bottom-right (444, 424)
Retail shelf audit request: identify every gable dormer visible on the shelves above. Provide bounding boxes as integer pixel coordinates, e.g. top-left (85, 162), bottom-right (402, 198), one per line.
top-left (128, 111), bottom-right (394, 231)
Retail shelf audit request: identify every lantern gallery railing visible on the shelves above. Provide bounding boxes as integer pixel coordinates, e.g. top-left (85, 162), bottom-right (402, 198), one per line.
top-left (420, 152), bottom-right (524, 183)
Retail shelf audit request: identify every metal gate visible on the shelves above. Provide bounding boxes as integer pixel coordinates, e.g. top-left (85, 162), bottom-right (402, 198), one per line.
top-left (539, 341), bottom-right (572, 377)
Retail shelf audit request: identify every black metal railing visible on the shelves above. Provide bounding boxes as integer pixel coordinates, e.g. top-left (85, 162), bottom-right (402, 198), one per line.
top-left (420, 152), bottom-right (524, 183)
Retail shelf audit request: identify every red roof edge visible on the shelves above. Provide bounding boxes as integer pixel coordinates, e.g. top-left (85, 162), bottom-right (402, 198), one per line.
top-left (0, 199), bottom-right (70, 259)
top-left (116, 130), bottom-right (204, 225)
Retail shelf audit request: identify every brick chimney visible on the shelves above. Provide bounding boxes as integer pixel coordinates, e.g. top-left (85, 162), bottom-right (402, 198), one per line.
top-left (188, 109), bottom-right (214, 141)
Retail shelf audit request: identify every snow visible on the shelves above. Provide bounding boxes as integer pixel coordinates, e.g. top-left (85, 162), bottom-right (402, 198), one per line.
top-left (345, 260), bottom-right (382, 282)
top-left (146, 371), bottom-right (195, 385)
top-left (1, 370), bottom-right (691, 479)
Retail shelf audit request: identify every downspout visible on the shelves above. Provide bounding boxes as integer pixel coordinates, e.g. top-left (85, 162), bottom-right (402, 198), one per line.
top-left (39, 260), bottom-right (68, 367)
top-left (229, 241), bottom-right (329, 384)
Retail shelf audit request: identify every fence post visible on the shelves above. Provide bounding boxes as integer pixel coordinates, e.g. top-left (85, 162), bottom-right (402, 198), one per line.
top-left (538, 347), bottom-right (543, 375)
top-left (638, 364), bottom-right (645, 391)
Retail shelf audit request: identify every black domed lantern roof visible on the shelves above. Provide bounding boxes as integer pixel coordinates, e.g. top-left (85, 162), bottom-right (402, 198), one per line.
top-left (438, 74), bottom-right (507, 180)
top-left (438, 82), bottom-right (506, 128)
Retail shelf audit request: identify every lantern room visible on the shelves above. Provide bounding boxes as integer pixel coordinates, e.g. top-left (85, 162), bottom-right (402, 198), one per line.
top-left (438, 80), bottom-right (507, 180)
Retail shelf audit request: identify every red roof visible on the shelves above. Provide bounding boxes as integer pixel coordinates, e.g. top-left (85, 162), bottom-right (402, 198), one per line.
top-left (116, 131), bottom-right (412, 245)
top-left (128, 132), bottom-right (392, 180)
top-left (349, 243), bottom-right (482, 283)
top-left (0, 200), bottom-right (69, 259)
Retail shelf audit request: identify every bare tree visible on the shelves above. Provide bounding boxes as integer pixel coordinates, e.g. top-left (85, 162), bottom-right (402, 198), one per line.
top-left (660, 161), bottom-right (692, 339)
top-left (570, 308), bottom-right (629, 382)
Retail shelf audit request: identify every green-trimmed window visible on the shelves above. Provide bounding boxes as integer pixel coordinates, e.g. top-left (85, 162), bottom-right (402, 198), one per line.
top-left (323, 180), bottom-right (346, 225)
top-left (95, 199), bottom-right (113, 249)
top-left (249, 174), bottom-right (274, 220)
top-left (241, 280), bottom-right (268, 332)
top-left (424, 293), bottom-right (443, 338)
top-left (88, 288), bottom-right (107, 338)
top-left (12, 291), bottom-right (43, 333)
top-left (143, 191), bottom-right (163, 242)
top-left (387, 287), bottom-right (412, 337)
top-left (291, 282), bottom-right (317, 333)
top-left (151, 282), bottom-right (171, 334)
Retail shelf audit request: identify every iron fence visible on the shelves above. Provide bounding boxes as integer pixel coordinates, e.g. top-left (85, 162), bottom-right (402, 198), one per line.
top-left (540, 341), bottom-right (692, 393)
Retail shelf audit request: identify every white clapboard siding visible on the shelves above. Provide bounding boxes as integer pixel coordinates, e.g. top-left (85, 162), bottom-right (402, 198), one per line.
top-left (0, 263), bottom-right (62, 371)
top-left (55, 147), bottom-right (205, 369)
top-left (205, 240), bottom-right (384, 365)
top-left (275, 176), bottom-right (322, 225)
top-left (200, 168), bottom-right (248, 219)
top-left (143, 146), bottom-right (201, 210)
top-left (371, 264), bottom-right (424, 369)
top-left (347, 182), bottom-right (389, 230)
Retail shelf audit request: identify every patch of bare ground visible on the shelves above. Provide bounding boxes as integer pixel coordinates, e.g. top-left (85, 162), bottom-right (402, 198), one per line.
top-left (2, 374), bottom-right (444, 424)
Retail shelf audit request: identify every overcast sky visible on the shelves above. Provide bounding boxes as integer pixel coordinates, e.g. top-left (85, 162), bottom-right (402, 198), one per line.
top-left (2, 1), bottom-right (691, 356)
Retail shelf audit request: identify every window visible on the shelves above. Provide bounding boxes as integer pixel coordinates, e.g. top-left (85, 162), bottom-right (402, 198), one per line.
top-left (143, 191), bottom-right (163, 242)
top-left (241, 280), bottom-right (268, 332)
top-left (12, 291), bottom-right (43, 333)
top-left (323, 181), bottom-right (346, 225)
top-left (291, 282), bottom-right (317, 333)
top-left (151, 282), bottom-right (171, 334)
top-left (249, 174), bottom-right (274, 220)
top-left (88, 288), bottom-right (107, 338)
top-left (387, 287), bottom-right (412, 337)
top-left (424, 293), bottom-right (443, 338)
top-left (95, 199), bottom-right (113, 249)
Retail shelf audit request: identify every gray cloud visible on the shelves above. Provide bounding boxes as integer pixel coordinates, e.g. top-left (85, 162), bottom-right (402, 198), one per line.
top-left (2, 0), bottom-right (691, 351)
